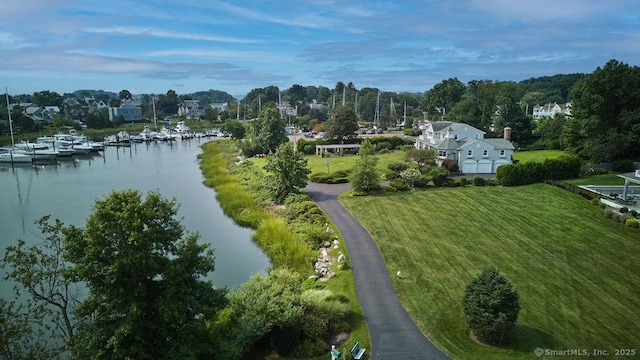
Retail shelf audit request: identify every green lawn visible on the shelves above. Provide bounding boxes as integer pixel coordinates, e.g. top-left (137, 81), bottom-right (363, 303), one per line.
top-left (250, 150), bottom-right (406, 175)
top-left (513, 150), bottom-right (569, 163)
top-left (340, 184), bottom-right (640, 360)
top-left (565, 173), bottom-right (626, 186)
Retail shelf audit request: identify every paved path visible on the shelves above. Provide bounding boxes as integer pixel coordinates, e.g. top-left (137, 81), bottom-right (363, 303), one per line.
top-left (304, 182), bottom-right (451, 360)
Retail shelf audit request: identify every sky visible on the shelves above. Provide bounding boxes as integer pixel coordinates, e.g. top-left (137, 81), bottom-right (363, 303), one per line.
top-left (1, 0), bottom-right (639, 99)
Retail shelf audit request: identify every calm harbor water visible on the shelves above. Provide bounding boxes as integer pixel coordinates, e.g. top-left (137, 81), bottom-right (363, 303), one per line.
top-left (0, 138), bottom-right (270, 291)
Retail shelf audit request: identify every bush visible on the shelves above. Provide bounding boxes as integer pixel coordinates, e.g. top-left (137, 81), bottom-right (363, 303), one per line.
top-left (613, 213), bottom-right (621, 223)
top-left (387, 162), bottom-right (409, 172)
top-left (430, 168), bottom-right (449, 187)
top-left (459, 177), bottom-right (468, 187)
top-left (620, 207), bottom-right (629, 213)
top-left (472, 175), bottom-right (486, 186)
top-left (630, 210), bottom-right (638, 217)
top-left (441, 159), bottom-right (459, 172)
top-left (404, 128), bottom-right (420, 136)
top-left (414, 174), bottom-right (432, 188)
top-left (462, 267), bottom-right (520, 345)
top-left (390, 178), bottom-right (410, 191)
top-left (590, 198), bottom-right (601, 206)
top-left (581, 167), bottom-right (608, 176)
top-left (625, 218), bottom-right (639, 228)
top-left (604, 209), bottom-right (614, 218)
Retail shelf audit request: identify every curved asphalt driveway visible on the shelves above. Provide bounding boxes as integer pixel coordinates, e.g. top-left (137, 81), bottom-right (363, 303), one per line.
top-left (304, 182), bottom-right (450, 360)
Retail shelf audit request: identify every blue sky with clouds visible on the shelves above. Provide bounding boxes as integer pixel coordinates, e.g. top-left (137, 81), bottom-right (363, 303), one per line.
top-left (1, 0), bottom-right (638, 98)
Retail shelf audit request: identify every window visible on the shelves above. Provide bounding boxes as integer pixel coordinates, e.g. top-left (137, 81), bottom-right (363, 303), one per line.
top-left (483, 149), bottom-right (488, 157)
top-left (474, 133), bottom-right (479, 139)
top-left (500, 150), bottom-right (505, 157)
top-left (438, 150), bottom-right (446, 157)
top-left (467, 150), bottom-right (473, 157)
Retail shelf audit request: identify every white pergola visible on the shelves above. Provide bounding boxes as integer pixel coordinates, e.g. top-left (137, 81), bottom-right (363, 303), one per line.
top-left (617, 170), bottom-right (640, 200)
top-left (315, 144), bottom-right (361, 157)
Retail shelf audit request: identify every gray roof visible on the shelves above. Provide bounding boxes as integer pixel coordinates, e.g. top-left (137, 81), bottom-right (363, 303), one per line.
top-left (434, 138), bottom-right (462, 150)
top-left (430, 121), bottom-right (452, 131)
top-left (459, 138), bottom-right (514, 150)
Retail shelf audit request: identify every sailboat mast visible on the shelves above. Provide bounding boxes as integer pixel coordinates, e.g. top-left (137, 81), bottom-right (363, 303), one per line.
top-left (152, 96), bottom-right (157, 130)
top-left (5, 87), bottom-right (15, 148)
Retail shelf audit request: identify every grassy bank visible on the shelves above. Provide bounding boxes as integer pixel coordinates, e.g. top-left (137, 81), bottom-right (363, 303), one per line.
top-left (513, 150), bottom-right (569, 163)
top-left (198, 140), bottom-right (370, 358)
top-left (341, 184), bottom-right (640, 360)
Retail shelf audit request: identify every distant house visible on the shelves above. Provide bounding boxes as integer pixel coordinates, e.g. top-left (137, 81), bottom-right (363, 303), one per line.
top-left (209, 102), bottom-right (229, 112)
top-left (25, 106), bottom-right (59, 124)
top-left (414, 121), bottom-right (514, 174)
top-left (108, 100), bottom-right (142, 122)
top-left (278, 101), bottom-right (297, 116)
top-left (178, 100), bottom-right (205, 119)
top-left (532, 102), bottom-right (572, 119)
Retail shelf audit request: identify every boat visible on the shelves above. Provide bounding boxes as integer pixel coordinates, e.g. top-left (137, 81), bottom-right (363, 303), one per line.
top-left (13, 141), bottom-right (59, 160)
top-left (174, 121), bottom-right (193, 139)
top-left (1, 89), bottom-right (33, 164)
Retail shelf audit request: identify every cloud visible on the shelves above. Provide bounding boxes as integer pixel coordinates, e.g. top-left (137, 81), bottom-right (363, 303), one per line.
top-left (85, 26), bottom-right (260, 44)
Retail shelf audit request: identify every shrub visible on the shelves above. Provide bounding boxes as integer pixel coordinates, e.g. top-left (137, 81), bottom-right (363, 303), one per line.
top-left (430, 168), bottom-right (449, 187)
top-left (613, 213), bottom-right (621, 223)
top-left (404, 128), bottom-right (420, 136)
top-left (459, 177), bottom-right (468, 187)
top-left (625, 218), bottom-right (639, 228)
top-left (385, 169), bottom-right (401, 181)
top-left (390, 178), bottom-right (410, 191)
top-left (620, 207), bottom-right (629, 213)
top-left (630, 210), bottom-right (638, 217)
top-left (388, 162), bottom-right (409, 172)
top-left (590, 198), bottom-right (601, 206)
top-left (441, 159), bottom-right (459, 172)
top-left (581, 167), bottom-right (608, 176)
top-left (604, 209), bottom-right (614, 218)
top-left (375, 141), bottom-right (392, 152)
top-left (472, 175), bottom-right (486, 186)
top-left (599, 203), bottom-right (607, 209)
top-left (414, 174), bottom-right (432, 188)
top-left (446, 179), bottom-right (461, 187)
top-left (462, 267), bottom-right (520, 345)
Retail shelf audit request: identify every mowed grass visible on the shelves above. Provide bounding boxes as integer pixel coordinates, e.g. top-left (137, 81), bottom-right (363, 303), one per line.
top-left (250, 150), bottom-right (406, 175)
top-left (513, 150), bottom-right (569, 163)
top-left (566, 173), bottom-right (626, 186)
top-left (340, 184), bottom-right (640, 360)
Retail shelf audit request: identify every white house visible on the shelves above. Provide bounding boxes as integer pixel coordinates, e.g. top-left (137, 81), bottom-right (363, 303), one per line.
top-left (414, 121), bottom-right (514, 174)
top-left (532, 102), bottom-right (572, 119)
top-left (178, 100), bottom-right (205, 119)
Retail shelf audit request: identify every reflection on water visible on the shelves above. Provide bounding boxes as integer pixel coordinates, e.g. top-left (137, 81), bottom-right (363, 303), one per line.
top-left (0, 139), bottom-right (270, 290)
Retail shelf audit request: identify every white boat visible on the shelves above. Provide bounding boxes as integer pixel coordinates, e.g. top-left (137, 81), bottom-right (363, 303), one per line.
top-left (0, 148), bottom-right (32, 163)
top-left (1, 89), bottom-right (33, 164)
top-left (174, 121), bottom-right (193, 139)
top-left (160, 127), bottom-right (176, 141)
top-left (13, 142), bottom-right (59, 160)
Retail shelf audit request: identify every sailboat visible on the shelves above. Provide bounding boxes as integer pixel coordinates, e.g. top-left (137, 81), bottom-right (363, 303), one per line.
top-left (0, 89), bottom-right (32, 164)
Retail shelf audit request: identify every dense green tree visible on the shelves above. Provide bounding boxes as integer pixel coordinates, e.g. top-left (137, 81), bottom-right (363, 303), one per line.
top-left (256, 107), bottom-right (288, 153)
top-left (263, 143), bottom-right (311, 203)
top-left (420, 78), bottom-right (465, 120)
top-left (349, 140), bottom-right (380, 194)
top-left (316, 86), bottom-right (331, 103)
top-left (462, 266), bottom-right (520, 345)
top-left (405, 147), bottom-right (436, 171)
top-left (568, 59), bottom-right (640, 161)
top-left (118, 89), bottom-right (132, 100)
top-left (535, 113), bottom-right (566, 149)
top-left (325, 105), bottom-right (359, 143)
top-left (32, 90), bottom-right (63, 107)
top-left (64, 190), bottom-right (226, 360)
top-left (285, 84), bottom-right (307, 104)
top-left (495, 82), bottom-right (532, 143)
top-left (222, 118), bottom-right (246, 140)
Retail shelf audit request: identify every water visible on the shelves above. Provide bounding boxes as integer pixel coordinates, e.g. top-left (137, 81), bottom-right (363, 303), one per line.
top-left (0, 139), bottom-right (270, 292)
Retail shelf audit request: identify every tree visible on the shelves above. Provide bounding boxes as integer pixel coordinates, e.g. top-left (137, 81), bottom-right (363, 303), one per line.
top-left (349, 140), bottom-right (380, 194)
top-left (2, 216), bottom-right (82, 345)
top-left (118, 89), bottom-right (132, 100)
top-left (405, 147), bottom-right (436, 171)
top-left (0, 299), bottom-right (59, 360)
top-left (569, 59), bottom-right (640, 161)
top-left (325, 105), bottom-right (359, 143)
top-left (63, 190), bottom-right (226, 359)
top-left (222, 118), bottom-right (246, 140)
top-left (263, 143), bottom-right (311, 203)
top-left (420, 78), bottom-right (465, 120)
top-left (495, 82), bottom-right (532, 144)
top-left (256, 107), bottom-right (288, 153)
top-left (462, 266), bottom-right (520, 345)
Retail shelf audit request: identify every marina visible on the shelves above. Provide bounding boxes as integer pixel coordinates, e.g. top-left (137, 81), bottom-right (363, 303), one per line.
top-left (0, 138), bottom-right (270, 289)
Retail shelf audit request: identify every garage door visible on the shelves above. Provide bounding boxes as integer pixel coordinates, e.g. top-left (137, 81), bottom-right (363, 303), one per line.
top-left (477, 160), bottom-right (492, 173)
top-left (461, 160), bottom-right (476, 174)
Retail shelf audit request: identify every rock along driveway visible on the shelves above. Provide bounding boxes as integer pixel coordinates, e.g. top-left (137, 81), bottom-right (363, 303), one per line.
top-left (304, 182), bottom-right (451, 360)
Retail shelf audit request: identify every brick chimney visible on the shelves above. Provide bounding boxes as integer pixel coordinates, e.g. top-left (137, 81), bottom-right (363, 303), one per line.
top-left (503, 127), bottom-right (512, 141)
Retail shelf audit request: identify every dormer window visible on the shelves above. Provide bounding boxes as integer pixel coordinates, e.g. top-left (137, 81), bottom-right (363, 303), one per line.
top-left (500, 150), bottom-right (505, 157)
top-left (467, 150), bottom-right (473, 157)
top-left (483, 149), bottom-right (488, 157)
